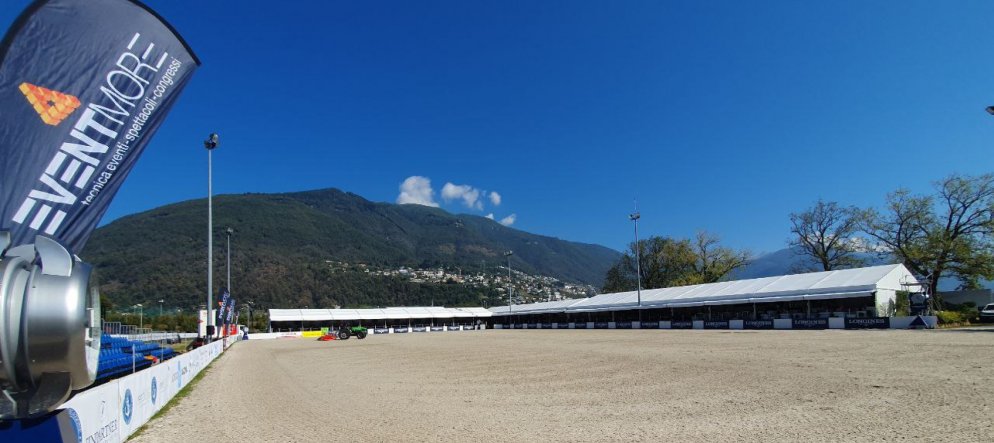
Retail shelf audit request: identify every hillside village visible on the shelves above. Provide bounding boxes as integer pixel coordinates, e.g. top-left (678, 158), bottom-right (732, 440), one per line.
top-left (325, 261), bottom-right (597, 304)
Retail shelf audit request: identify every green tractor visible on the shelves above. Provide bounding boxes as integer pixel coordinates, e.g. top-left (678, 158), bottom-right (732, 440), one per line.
top-left (337, 325), bottom-right (368, 340)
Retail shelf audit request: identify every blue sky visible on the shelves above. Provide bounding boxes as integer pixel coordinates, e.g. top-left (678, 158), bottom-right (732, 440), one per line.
top-left (4, 1), bottom-right (994, 254)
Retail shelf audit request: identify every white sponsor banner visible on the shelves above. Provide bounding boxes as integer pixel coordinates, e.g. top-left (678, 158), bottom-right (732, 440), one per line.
top-left (64, 380), bottom-right (122, 443)
top-left (223, 335), bottom-right (240, 349)
top-left (147, 362), bottom-right (175, 416)
top-left (59, 338), bottom-right (231, 442)
top-left (116, 366), bottom-right (151, 438)
top-left (198, 309), bottom-right (208, 337)
top-left (247, 331), bottom-right (302, 340)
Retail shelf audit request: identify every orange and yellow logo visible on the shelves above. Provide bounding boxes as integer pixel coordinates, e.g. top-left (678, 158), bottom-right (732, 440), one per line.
top-left (18, 82), bottom-right (81, 126)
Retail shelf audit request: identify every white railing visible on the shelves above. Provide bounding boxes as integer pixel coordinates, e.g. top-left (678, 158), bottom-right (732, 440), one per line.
top-left (63, 336), bottom-right (238, 442)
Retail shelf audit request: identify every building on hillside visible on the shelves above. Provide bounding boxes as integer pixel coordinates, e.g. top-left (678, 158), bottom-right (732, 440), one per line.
top-left (488, 264), bottom-right (921, 327)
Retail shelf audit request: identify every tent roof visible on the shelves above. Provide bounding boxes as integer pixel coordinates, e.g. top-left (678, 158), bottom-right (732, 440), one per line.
top-left (489, 298), bottom-right (585, 315)
top-left (491, 264), bottom-right (917, 315)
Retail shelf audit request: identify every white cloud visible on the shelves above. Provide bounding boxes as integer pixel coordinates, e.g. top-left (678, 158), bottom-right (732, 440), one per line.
top-left (499, 213), bottom-right (516, 226)
top-left (485, 213), bottom-right (495, 220)
top-left (441, 182), bottom-right (483, 210)
top-left (396, 176), bottom-right (438, 207)
top-left (489, 191), bottom-right (502, 206)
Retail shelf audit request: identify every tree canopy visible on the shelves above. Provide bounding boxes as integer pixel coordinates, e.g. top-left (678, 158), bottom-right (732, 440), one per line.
top-left (603, 232), bottom-right (749, 293)
top-left (789, 199), bottom-right (863, 271)
top-left (861, 173), bottom-right (994, 299)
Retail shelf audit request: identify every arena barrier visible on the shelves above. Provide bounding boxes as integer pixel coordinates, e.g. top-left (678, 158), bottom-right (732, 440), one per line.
top-left (249, 325), bottom-right (485, 340)
top-left (247, 331), bottom-right (303, 340)
top-left (492, 316), bottom-right (937, 330)
top-left (59, 336), bottom-right (236, 443)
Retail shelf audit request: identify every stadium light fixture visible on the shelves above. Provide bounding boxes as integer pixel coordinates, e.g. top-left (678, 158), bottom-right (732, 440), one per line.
top-left (204, 133), bottom-right (219, 341)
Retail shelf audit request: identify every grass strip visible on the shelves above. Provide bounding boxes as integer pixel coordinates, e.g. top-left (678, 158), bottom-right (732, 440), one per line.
top-left (128, 349), bottom-right (228, 440)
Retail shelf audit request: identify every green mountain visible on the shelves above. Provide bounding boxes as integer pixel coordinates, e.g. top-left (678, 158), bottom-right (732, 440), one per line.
top-left (82, 188), bottom-right (620, 311)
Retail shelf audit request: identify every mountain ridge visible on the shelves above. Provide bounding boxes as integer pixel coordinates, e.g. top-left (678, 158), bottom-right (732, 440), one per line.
top-left (82, 188), bottom-right (621, 309)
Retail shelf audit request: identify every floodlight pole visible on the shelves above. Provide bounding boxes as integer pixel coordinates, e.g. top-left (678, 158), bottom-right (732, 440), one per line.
top-left (205, 133), bottom-right (219, 341)
top-left (505, 250), bottom-right (514, 324)
top-left (226, 227), bottom-right (233, 298)
top-left (630, 207), bottom-right (642, 323)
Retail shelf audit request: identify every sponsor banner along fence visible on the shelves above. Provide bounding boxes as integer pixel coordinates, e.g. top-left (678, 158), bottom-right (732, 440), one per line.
top-left (245, 331), bottom-right (302, 340)
top-left (844, 317), bottom-right (890, 329)
top-left (256, 315), bottom-right (938, 338)
top-left (62, 338), bottom-right (230, 443)
top-left (491, 316), bottom-right (937, 330)
top-left (792, 318), bottom-right (829, 330)
top-left (744, 320), bottom-right (774, 329)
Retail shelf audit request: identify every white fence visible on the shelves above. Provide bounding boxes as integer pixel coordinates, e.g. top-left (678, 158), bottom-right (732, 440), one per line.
top-left (61, 335), bottom-right (238, 442)
top-left (109, 332), bottom-right (199, 343)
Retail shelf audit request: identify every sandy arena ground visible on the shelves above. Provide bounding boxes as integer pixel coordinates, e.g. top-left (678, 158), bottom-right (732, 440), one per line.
top-left (131, 329), bottom-right (993, 442)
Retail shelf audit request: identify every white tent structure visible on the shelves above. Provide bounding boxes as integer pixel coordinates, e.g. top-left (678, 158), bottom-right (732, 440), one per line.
top-left (490, 264), bottom-right (919, 318)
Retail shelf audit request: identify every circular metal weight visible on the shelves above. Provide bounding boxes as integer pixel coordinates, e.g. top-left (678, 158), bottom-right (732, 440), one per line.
top-left (0, 235), bottom-right (101, 418)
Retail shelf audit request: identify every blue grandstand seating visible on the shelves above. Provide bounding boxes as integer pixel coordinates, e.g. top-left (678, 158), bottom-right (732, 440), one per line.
top-left (96, 334), bottom-right (179, 381)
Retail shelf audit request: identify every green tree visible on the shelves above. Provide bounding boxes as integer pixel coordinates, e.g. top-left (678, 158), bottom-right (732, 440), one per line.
top-left (100, 294), bottom-right (114, 319)
top-left (691, 231), bottom-right (750, 283)
top-left (603, 234), bottom-right (748, 292)
top-left (861, 173), bottom-right (994, 301)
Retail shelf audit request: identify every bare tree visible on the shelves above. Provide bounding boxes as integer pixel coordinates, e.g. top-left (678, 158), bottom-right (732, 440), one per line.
top-left (789, 199), bottom-right (863, 271)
